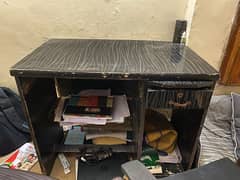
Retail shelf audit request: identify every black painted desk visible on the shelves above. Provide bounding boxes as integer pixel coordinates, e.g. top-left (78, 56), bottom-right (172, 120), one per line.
top-left (10, 39), bottom-right (218, 176)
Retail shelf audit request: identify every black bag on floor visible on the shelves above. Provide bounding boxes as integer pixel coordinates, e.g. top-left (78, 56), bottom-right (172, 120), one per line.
top-left (0, 87), bottom-right (30, 156)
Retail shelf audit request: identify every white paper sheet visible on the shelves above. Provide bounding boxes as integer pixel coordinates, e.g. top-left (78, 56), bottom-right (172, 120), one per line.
top-left (108, 95), bottom-right (130, 123)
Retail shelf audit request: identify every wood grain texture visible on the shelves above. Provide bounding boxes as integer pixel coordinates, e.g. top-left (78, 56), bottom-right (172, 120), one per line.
top-left (147, 81), bottom-right (214, 89)
top-left (220, 2), bottom-right (240, 85)
top-left (147, 89), bottom-right (212, 109)
top-left (10, 39), bottom-right (218, 80)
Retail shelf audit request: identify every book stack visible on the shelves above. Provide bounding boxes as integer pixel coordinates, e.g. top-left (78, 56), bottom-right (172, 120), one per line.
top-left (62, 95), bottom-right (114, 125)
top-left (54, 89), bottom-right (131, 145)
top-left (55, 89), bottom-right (130, 126)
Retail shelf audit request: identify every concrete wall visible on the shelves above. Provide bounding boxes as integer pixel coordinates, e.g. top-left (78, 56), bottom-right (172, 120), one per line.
top-left (188, 0), bottom-right (239, 70)
top-left (1, 0), bottom-right (239, 90)
top-left (0, 0), bottom-right (188, 90)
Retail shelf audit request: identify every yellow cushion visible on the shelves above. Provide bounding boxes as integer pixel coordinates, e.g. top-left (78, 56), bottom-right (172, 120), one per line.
top-left (146, 130), bottom-right (177, 153)
top-left (145, 109), bottom-right (178, 153)
top-left (92, 137), bottom-right (127, 145)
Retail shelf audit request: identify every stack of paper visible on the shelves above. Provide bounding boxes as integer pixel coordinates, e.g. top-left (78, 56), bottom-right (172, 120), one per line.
top-left (158, 146), bottom-right (182, 164)
top-left (56, 89), bottom-right (130, 126)
top-left (108, 95), bottom-right (130, 124)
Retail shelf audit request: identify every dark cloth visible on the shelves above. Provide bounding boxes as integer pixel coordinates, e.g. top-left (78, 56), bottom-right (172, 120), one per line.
top-left (0, 87), bottom-right (30, 156)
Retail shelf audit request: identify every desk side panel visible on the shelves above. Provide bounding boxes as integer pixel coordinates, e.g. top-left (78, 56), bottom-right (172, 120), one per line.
top-left (15, 77), bottom-right (63, 175)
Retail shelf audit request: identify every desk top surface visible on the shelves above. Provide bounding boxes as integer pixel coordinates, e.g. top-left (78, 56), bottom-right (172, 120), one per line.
top-left (10, 39), bottom-right (218, 80)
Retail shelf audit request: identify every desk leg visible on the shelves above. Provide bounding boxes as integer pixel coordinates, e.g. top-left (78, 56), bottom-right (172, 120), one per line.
top-left (15, 77), bottom-right (63, 175)
top-left (15, 77), bottom-right (48, 174)
top-left (136, 81), bottom-right (146, 159)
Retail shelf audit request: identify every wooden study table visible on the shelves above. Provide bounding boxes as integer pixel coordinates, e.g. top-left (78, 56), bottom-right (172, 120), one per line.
top-left (10, 39), bottom-right (218, 177)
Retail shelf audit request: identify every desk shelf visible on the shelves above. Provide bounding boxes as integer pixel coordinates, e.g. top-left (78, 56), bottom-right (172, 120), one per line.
top-left (52, 144), bottom-right (136, 153)
top-left (81, 118), bottom-right (133, 132)
top-left (14, 77), bottom-right (145, 175)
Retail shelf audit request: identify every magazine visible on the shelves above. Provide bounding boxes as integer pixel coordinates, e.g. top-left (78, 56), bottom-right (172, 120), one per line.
top-left (0, 143), bottom-right (38, 171)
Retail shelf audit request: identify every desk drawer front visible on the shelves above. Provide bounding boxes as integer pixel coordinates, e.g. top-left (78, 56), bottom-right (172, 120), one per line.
top-left (147, 89), bottom-right (212, 109)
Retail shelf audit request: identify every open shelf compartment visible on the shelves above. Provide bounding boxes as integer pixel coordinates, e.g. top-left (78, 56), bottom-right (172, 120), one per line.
top-left (17, 77), bottom-right (144, 174)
